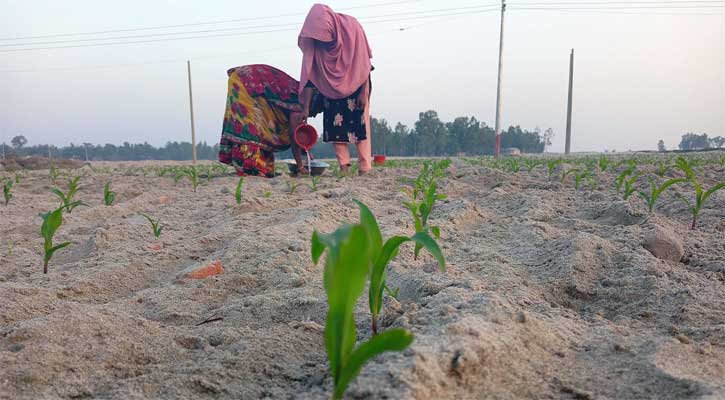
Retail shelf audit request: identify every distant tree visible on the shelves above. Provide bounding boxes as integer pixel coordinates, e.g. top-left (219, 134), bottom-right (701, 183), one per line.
top-left (679, 133), bottom-right (710, 151)
top-left (712, 136), bottom-right (725, 148)
top-left (657, 140), bottom-right (666, 152)
top-left (11, 135), bottom-right (27, 150)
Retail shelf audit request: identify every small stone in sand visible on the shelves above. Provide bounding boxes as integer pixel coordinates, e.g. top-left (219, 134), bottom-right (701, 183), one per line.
top-left (179, 260), bottom-right (224, 279)
top-left (643, 227), bottom-right (684, 262)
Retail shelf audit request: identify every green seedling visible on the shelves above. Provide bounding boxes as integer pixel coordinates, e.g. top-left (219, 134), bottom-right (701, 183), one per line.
top-left (286, 181), bottom-right (302, 194)
top-left (183, 166), bottom-right (200, 192)
top-left (622, 172), bottom-right (643, 200)
top-left (173, 169), bottom-right (185, 185)
top-left (614, 166), bottom-right (636, 193)
top-left (560, 168), bottom-right (579, 184)
top-left (3, 179), bottom-right (13, 205)
top-left (599, 155), bottom-right (609, 172)
top-left (547, 159), bottom-right (562, 178)
top-left (655, 161), bottom-right (668, 177)
top-left (49, 166), bottom-right (59, 184)
top-left (52, 176), bottom-right (86, 213)
top-left (353, 200), bottom-right (444, 335)
top-left (402, 161), bottom-right (448, 259)
top-left (638, 176), bottom-right (686, 213)
top-left (311, 221), bottom-right (414, 400)
top-left (574, 170), bottom-right (591, 190)
top-left (14, 173), bottom-right (21, 184)
top-left (41, 207), bottom-right (71, 274)
top-left (505, 158), bottom-right (520, 173)
top-left (235, 176), bottom-right (244, 205)
top-left (523, 159), bottom-right (538, 173)
top-left (103, 182), bottom-right (116, 206)
top-left (674, 157), bottom-right (725, 229)
top-left (264, 191), bottom-right (271, 199)
top-left (138, 212), bottom-right (162, 238)
top-left (309, 175), bottom-right (322, 192)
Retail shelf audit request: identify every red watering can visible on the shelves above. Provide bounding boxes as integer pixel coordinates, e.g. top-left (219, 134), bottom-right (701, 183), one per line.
top-left (294, 123), bottom-right (318, 173)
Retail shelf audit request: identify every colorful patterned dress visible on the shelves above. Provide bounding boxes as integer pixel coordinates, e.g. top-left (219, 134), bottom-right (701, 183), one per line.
top-left (218, 65), bottom-right (304, 177)
top-left (306, 78), bottom-right (371, 144)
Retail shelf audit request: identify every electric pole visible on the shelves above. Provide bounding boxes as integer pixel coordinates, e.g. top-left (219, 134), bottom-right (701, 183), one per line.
top-left (187, 60), bottom-right (198, 164)
top-left (494, 0), bottom-right (506, 158)
top-left (565, 49), bottom-right (574, 155)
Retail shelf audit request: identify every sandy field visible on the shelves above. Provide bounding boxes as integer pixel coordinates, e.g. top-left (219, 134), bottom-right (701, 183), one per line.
top-left (1, 156), bottom-right (724, 399)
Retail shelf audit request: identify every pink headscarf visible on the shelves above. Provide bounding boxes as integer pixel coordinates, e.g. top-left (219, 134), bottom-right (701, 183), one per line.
top-left (298, 4), bottom-right (372, 100)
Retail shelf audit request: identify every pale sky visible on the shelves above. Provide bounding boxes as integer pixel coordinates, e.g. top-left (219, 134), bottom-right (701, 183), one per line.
top-left (1, 0), bottom-right (723, 153)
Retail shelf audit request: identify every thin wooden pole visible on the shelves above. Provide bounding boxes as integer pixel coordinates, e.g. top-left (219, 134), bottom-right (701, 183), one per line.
top-left (565, 49), bottom-right (574, 155)
top-left (494, 0), bottom-right (506, 158)
top-left (187, 60), bottom-right (198, 164)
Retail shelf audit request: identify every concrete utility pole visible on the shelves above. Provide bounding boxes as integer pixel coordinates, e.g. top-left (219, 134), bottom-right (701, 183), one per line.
top-left (494, 0), bottom-right (506, 158)
top-left (565, 49), bottom-right (574, 155)
top-left (187, 60), bottom-right (198, 164)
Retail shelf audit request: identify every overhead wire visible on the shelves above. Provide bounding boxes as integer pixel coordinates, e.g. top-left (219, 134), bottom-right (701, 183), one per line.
top-left (0, 6), bottom-right (502, 53)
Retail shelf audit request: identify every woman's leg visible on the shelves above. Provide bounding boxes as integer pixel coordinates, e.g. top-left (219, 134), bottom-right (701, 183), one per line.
top-left (334, 143), bottom-right (351, 170)
top-left (357, 101), bottom-right (373, 172)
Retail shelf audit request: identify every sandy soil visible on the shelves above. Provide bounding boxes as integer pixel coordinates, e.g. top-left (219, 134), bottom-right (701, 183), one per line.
top-left (1, 158), bottom-right (724, 399)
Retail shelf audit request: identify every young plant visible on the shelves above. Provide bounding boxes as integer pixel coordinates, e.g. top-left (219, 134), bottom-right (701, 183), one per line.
top-left (183, 166), bottom-right (200, 192)
top-left (235, 176), bottom-right (244, 205)
top-left (598, 155), bottom-right (609, 172)
top-left (614, 166), bottom-right (635, 193)
top-left (674, 157), bottom-right (725, 229)
top-left (103, 182), bottom-right (116, 206)
top-left (41, 207), bottom-right (71, 274)
top-left (523, 158), bottom-right (538, 173)
top-left (560, 168), bottom-right (579, 184)
top-left (286, 181), bottom-right (302, 194)
top-left (637, 176), bottom-right (686, 213)
top-left (138, 212), bottom-right (162, 238)
top-left (622, 172), bottom-right (643, 200)
top-left (655, 161), bottom-right (669, 177)
top-left (14, 173), bottom-right (21, 184)
top-left (309, 175), bottom-right (322, 192)
top-left (311, 220), bottom-right (414, 400)
top-left (353, 200), bottom-right (444, 335)
top-left (264, 190), bottom-right (271, 199)
top-left (52, 176), bottom-right (86, 213)
top-left (505, 158), bottom-right (520, 173)
top-left (402, 162), bottom-right (448, 259)
top-left (547, 159), bottom-right (562, 178)
top-left (3, 179), bottom-right (13, 205)
top-left (49, 166), bottom-right (59, 184)
top-left (574, 170), bottom-right (591, 191)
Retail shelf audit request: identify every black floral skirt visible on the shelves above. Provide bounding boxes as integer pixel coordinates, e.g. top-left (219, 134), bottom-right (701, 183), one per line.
top-left (307, 80), bottom-right (370, 144)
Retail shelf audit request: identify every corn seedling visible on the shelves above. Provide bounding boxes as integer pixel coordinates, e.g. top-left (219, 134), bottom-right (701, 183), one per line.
top-left (614, 166), bottom-right (636, 193)
top-left (523, 159), bottom-right (538, 173)
top-left (49, 166), bottom-right (59, 184)
top-left (172, 169), bottom-right (185, 185)
top-left (311, 219), bottom-right (415, 400)
top-left (574, 170), bottom-right (591, 190)
top-left (3, 180), bottom-right (13, 205)
top-left (561, 168), bottom-right (579, 184)
top-left (286, 181), bottom-right (302, 194)
top-left (402, 160), bottom-right (449, 259)
top-left (638, 176), bottom-right (686, 213)
top-left (622, 172), bottom-right (643, 200)
top-left (52, 176), bottom-right (86, 213)
top-left (264, 190), bottom-right (271, 199)
top-left (14, 173), bottom-right (21, 184)
top-left (183, 166), bottom-right (200, 192)
top-left (235, 176), bottom-right (244, 204)
top-left (352, 200), bottom-right (444, 335)
top-left (41, 207), bottom-right (71, 274)
top-left (674, 157), bottom-right (725, 229)
top-left (103, 182), bottom-right (116, 206)
top-left (655, 161), bottom-right (669, 178)
top-left (138, 212), bottom-right (162, 238)
top-left (547, 159), bottom-right (562, 178)
top-left (599, 155), bottom-right (609, 172)
top-left (309, 175), bottom-right (321, 192)
top-left (505, 158), bottom-right (520, 173)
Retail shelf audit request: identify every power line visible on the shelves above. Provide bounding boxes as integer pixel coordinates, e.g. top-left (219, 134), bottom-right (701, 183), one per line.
top-left (1, 4), bottom-right (500, 48)
top-left (0, 0), bottom-right (427, 41)
top-left (509, 4), bottom-right (725, 8)
top-left (0, 7), bottom-right (501, 53)
top-left (0, 12), bottom-right (490, 73)
top-left (511, 0), bottom-right (725, 4)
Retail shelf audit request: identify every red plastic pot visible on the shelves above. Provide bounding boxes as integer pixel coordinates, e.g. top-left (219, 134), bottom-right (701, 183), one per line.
top-left (294, 124), bottom-right (318, 151)
top-left (373, 154), bottom-right (386, 165)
